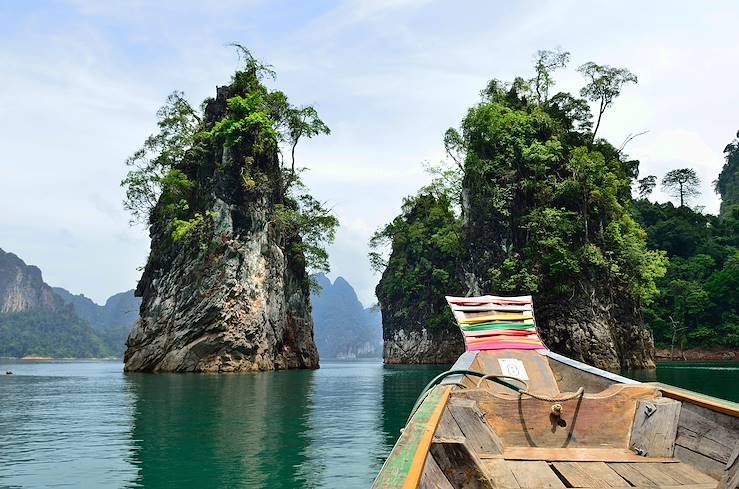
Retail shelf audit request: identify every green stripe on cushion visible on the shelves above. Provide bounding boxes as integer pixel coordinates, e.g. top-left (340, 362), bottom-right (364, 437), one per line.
top-left (460, 322), bottom-right (536, 331)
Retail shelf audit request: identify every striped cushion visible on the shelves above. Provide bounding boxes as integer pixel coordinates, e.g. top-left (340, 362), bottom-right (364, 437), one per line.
top-left (446, 295), bottom-right (547, 351)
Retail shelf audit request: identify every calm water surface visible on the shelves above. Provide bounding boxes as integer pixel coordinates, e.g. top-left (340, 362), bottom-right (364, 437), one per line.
top-left (0, 360), bottom-right (446, 488)
top-left (1, 359), bottom-right (737, 488)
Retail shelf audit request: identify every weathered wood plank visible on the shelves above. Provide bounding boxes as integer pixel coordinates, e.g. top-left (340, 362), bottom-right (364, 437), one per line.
top-left (627, 462), bottom-right (681, 486)
top-left (606, 463), bottom-right (657, 486)
top-left (371, 385), bottom-right (451, 489)
top-left (434, 410), bottom-right (465, 442)
top-left (718, 442), bottom-right (739, 489)
top-left (431, 440), bottom-right (493, 489)
top-left (476, 350), bottom-right (560, 397)
top-left (419, 453), bottom-right (454, 489)
top-left (480, 460), bottom-right (521, 489)
top-left (669, 461), bottom-right (719, 485)
top-left (676, 443), bottom-right (729, 480)
top-left (653, 383), bottom-right (739, 419)
top-left (507, 461), bottom-right (565, 488)
top-left (551, 462), bottom-right (607, 487)
top-left (448, 400), bottom-right (503, 455)
top-left (623, 485), bottom-right (716, 489)
top-left (495, 447), bottom-right (677, 463)
top-left (676, 403), bottom-right (739, 464)
top-left (629, 398), bottom-right (681, 457)
top-left (576, 462), bottom-right (630, 487)
top-left (465, 384), bottom-right (659, 448)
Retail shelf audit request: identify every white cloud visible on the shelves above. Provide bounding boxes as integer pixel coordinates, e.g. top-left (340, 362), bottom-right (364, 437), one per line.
top-left (1, 0), bottom-right (737, 305)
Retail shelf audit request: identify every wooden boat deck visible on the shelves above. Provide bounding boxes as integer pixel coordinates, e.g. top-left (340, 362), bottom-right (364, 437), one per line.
top-left (374, 349), bottom-right (739, 489)
top-left (372, 295), bottom-right (739, 489)
top-left (473, 459), bottom-right (718, 488)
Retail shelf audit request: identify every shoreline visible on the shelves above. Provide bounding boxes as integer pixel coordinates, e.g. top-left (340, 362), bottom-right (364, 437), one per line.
top-left (655, 348), bottom-right (738, 362)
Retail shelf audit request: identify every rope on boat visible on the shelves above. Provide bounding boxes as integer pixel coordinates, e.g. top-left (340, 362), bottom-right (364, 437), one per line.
top-left (520, 386), bottom-right (585, 402)
top-left (476, 373), bottom-right (585, 402)
top-left (405, 369), bottom-right (585, 426)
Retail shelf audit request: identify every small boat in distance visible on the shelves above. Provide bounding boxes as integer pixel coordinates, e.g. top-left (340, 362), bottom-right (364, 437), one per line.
top-left (20, 356), bottom-right (52, 360)
top-left (372, 295), bottom-right (739, 489)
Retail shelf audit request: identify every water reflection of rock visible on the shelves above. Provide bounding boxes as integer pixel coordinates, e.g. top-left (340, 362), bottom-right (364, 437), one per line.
top-left (126, 370), bottom-right (316, 488)
top-left (379, 364), bottom-right (449, 457)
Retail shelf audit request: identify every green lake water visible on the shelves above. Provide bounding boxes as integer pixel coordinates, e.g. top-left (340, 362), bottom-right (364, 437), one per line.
top-left (1, 359), bottom-right (737, 488)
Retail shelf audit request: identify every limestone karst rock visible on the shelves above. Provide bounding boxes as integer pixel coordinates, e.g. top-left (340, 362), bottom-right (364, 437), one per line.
top-left (124, 76), bottom-right (319, 372)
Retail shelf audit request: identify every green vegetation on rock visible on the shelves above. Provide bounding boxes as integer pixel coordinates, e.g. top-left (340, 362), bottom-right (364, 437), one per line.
top-left (715, 131), bottom-right (739, 218)
top-left (122, 45), bottom-right (337, 280)
top-left (373, 50), bottom-right (666, 368)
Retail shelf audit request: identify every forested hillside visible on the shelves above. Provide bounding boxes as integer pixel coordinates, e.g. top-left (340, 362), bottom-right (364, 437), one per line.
top-left (635, 133), bottom-right (739, 351)
top-left (0, 249), bottom-right (110, 358)
top-left (53, 288), bottom-right (140, 356)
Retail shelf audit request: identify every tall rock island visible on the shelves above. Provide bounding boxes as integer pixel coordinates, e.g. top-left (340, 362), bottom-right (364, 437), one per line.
top-left (124, 57), bottom-right (328, 372)
top-left (374, 52), bottom-right (664, 370)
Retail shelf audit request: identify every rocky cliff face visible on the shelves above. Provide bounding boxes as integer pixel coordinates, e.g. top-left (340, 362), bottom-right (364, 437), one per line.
top-left (374, 193), bottom-right (466, 365)
top-left (124, 80), bottom-right (319, 372)
top-left (0, 248), bottom-right (60, 313)
top-left (378, 270), bottom-right (465, 365)
top-left (533, 287), bottom-right (654, 370)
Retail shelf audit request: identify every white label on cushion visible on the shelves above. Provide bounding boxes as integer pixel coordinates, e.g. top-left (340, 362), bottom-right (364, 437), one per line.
top-left (498, 358), bottom-right (529, 380)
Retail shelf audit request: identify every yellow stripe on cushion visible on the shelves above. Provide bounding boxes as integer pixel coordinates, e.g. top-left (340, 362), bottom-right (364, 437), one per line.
top-left (458, 313), bottom-right (534, 325)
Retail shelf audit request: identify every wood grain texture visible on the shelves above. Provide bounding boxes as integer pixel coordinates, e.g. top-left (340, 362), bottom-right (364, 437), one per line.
top-left (674, 445), bottom-right (726, 481)
top-left (434, 409), bottom-right (465, 442)
top-left (475, 350), bottom-right (560, 397)
top-left (492, 447), bottom-right (676, 463)
top-left (718, 442), bottom-right (739, 489)
top-left (551, 461), bottom-right (607, 487)
top-left (462, 384), bottom-right (658, 448)
top-left (371, 385), bottom-right (451, 489)
top-left (606, 463), bottom-right (656, 486)
top-left (546, 358), bottom-right (620, 394)
top-left (626, 462), bottom-right (681, 486)
top-left (419, 453), bottom-right (454, 489)
top-left (480, 460), bottom-right (521, 489)
top-left (676, 403), bottom-right (739, 464)
top-left (507, 461), bottom-right (565, 488)
top-left (653, 383), bottom-right (739, 419)
top-left (664, 460), bottom-right (718, 485)
top-left (630, 398), bottom-right (681, 457)
top-left (575, 462), bottom-right (630, 487)
top-left (431, 440), bottom-right (493, 489)
top-left (448, 400), bottom-right (503, 455)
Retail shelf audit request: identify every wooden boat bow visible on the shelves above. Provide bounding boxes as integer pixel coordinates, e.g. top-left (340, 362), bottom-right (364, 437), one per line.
top-left (372, 295), bottom-right (739, 489)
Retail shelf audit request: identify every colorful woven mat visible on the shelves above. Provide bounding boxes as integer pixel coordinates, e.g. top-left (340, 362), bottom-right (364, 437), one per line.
top-left (445, 295), bottom-right (547, 351)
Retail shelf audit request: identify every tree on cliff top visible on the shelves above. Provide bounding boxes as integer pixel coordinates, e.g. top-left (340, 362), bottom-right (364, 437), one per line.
top-left (662, 168), bottom-right (701, 207)
top-left (122, 45), bottom-right (337, 276)
top-left (577, 62), bottom-right (637, 142)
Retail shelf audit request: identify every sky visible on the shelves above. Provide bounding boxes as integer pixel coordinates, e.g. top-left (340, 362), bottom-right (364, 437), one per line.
top-left (1, 0), bottom-right (737, 306)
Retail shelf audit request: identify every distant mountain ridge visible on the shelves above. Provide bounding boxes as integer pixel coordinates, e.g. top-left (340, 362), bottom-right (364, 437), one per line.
top-left (311, 273), bottom-right (382, 359)
top-left (1, 248), bottom-right (379, 361)
top-left (52, 287), bottom-right (141, 357)
top-left (0, 248), bottom-right (110, 358)
top-left (52, 287), bottom-right (140, 331)
top-left (0, 249), bottom-right (60, 314)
